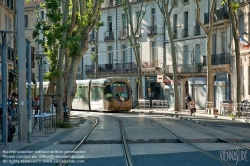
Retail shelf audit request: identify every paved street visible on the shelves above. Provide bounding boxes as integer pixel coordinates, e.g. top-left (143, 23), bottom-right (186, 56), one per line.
top-left (0, 109), bottom-right (250, 166)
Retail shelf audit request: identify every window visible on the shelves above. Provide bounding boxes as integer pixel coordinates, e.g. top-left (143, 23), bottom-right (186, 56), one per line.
top-left (221, 32), bottom-right (227, 54)
top-left (239, 15), bottom-right (244, 34)
top-left (41, 11), bottom-right (45, 20)
top-left (151, 8), bottom-right (156, 32)
top-left (173, 14), bottom-right (177, 38)
top-left (108, 16), bottom-right (112, 32)
top-left (183, 45), bottom-right (188, 64)
top-left (108, 46), bottom-right (113, 64)
top-left (151, 41), bottom-right (157, 62)
top-left (122, 14), bottom-right (127, 34)
top-left (25, 15), bottom-right (28, 27)
top-left (195, 44), bottom-right (200, 63)
top-left (109, 0), bottom-right (113, 6)
top-left (122, 45), bottom-right (127, 65)
top-left (184, 12), bottom-right (188, 37)
top-left (151, 8), bottom-right (156, 26)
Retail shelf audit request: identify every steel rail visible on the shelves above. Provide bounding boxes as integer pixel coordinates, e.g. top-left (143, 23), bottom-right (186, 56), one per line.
top-left (58, 116), bottom-right (98, 166)
top-left (145, 118), bottom-right (235, 166)
top-left (174, 117), bottom-right (250, 150)
top-left (115, 117), bottom-right (134, 166)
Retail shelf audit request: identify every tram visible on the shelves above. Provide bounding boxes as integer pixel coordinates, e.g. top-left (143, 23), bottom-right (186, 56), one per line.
top-left (72, 77), bottom-right (132, 111)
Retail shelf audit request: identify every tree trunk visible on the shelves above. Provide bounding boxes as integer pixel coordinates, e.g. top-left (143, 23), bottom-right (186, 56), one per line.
top-left (56, 0), bottom-right (69, 122)
top-left (66, 55), bottom-right (83, 109)
top-left (166, 12), bottom-right (180, 111)
top-left (228, 0), bottom-right (241, 105)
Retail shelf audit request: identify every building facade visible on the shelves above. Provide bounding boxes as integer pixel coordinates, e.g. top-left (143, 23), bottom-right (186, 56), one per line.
top-left (0, 0), bottom-right (16, 103)
top-left (82, 0), bottom-right (250, 109)
top-left (25, 0), bottom-right (249, 110)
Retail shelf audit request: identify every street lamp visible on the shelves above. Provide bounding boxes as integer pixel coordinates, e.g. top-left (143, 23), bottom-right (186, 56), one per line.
top-left (35, 53), bottom-right (47, 116)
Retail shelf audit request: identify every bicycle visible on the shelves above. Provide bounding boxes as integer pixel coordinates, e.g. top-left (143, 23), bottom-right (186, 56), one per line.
top-left (32, 115), bottom-right (56, 134)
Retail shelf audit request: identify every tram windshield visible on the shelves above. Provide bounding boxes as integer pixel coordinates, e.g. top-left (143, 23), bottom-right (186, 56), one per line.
top-left (104, 81), bottom-right (129, 101)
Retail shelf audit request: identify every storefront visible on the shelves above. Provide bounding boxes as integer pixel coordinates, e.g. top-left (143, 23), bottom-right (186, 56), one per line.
top-left (164, 78), bottom-right (181, 109)
top-left (145, 76), bottom-right (164, 100)
top-left (188, 77), bottom-right (206, 109)
top-left (214, 73), bottom-right (230, 109)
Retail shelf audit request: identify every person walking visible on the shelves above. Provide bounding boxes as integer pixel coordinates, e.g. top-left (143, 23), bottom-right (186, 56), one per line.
top-left (35, 95), bottom-right (40, 114)
top-left (7, 93), bottom-right (14, 121)
top-left (185, 94), bottom-right (192, 113)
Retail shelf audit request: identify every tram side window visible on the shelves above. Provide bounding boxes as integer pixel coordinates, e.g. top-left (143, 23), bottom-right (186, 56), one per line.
top-left (91, 86), bottom-right (102, 101)
top-left (77, 86), bottom-right (83, 99)
top-left (82, 86), bottom-right (89, 106)
top-left (104, 85), bottom-right (113, 101)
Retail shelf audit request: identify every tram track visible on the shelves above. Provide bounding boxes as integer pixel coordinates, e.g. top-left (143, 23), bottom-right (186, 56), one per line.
top-left (58, 116), bottom-right (98, 166)
top-left (145, 117), bottom-right (235, 166)
top-left (58, 115), bottom-right (134, 166)
top-left (170, 116), bottom-right (250, 150)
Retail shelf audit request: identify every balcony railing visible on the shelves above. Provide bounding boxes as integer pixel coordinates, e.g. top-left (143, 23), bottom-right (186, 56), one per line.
top-left (203, 53), bottom-right (231, 65)
top-left (104, 30), bottom-right (114, 41)
top-left (142, 60), bottom-right (162, 69)
top-left (147, 25), bottom-right (157, 36)
top-left (182, 27), bottom-right (188, 38)
top-left (164, 63), bottom-right (205, 74)
top-left (85, 62), bottom-right (138, 74)
top-left (204, 7), bottom-right (229, 24)
top-left (118, 29), bottom-right (127, 40)
top-left (193, 26), bottom-right (200, 36)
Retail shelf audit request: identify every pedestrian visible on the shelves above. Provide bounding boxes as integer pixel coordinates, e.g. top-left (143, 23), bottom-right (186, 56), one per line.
top-left (7, 94), bottom-right (14, 122)
top-left (35, 95), bottom-right (40, 114)
top-left (185, 94), bottom-right (192, 112)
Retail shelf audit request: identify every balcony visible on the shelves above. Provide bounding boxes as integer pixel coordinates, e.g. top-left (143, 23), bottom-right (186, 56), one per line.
top-left (173, 28), bottom-right (178, 39)
top-left (211, 53), bottom-right (231, 65)
top-left (118, 29), bottom-right (127, 40)
top-left (142, 61), bottom-right (162, 73)
top-left (182, 27), bottom-right (188, 38)
top-left (193, 26), bottom-right (200, 36)
top-left (204, 7), bottom-right (229, 25)
top-left (104, 31), bottom-right (114, 42)
top-left (202, 53), bottom-right (231, 73)
top-left (88, 33), bottom-right (95, 42)
top-left (147, 25), bottom-right (157, 36)
top-left (85, 62), bottom-right (138, 74)
top-left (164, 64), bottom-right (206, 74)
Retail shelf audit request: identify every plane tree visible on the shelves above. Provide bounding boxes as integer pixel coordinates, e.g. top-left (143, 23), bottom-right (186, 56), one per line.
top-left (155, 0), bottom-right (180, 111)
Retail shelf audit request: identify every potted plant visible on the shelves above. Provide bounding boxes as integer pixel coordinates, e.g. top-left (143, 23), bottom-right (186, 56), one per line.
top-left (196, 63), bottom-right (203, 72)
